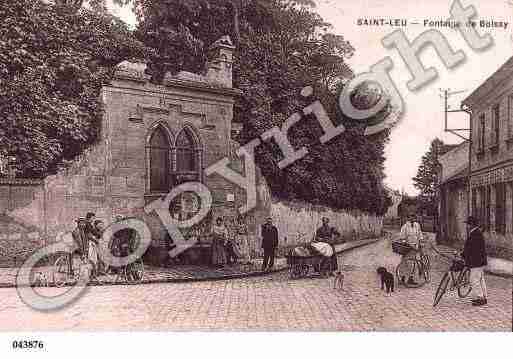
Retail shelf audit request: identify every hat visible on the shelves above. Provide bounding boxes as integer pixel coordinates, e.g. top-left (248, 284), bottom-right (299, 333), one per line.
top-left (464, 216), bottom-right (479, 226)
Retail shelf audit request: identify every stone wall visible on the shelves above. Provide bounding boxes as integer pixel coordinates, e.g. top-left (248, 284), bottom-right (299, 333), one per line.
top-left (265, 200), bottom-right (383, 249)
top-left (0, 179), bottom-right (46, 266)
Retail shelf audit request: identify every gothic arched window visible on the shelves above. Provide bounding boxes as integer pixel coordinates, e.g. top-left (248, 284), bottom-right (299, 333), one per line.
top-left (148, 126), bottom-right (171, 192)
top-left (175, 128), bottom-right (201, 184)
top-left (176, 130), bottom-right (196, 172)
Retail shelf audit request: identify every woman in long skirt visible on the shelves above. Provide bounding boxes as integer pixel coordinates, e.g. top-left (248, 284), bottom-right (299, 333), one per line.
top-left (211, 217), bottom-right (228, 267)
top-left (235, 216), bottom-right (251, 264)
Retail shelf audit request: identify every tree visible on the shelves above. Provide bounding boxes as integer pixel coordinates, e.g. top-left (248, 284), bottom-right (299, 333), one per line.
top-left (113, 0), bottom-right (393, 215)
top-left (2, 0), bottom-right (394, 216)
top-left (0, 0), bottom-right (150, 178)
top-left (412, 138), bottom-right (456, 216)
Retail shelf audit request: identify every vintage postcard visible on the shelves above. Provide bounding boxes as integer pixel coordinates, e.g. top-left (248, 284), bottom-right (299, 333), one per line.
top-left (1, 0), bottom-right (512, 354)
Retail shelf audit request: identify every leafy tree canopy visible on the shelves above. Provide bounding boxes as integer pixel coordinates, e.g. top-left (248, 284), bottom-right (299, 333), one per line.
top-left (1, 0), bottom-right (393, 215)
top-left (0, 0), bottom-right (150, 177)
top-left (114, 0), bottom-right (392, 215)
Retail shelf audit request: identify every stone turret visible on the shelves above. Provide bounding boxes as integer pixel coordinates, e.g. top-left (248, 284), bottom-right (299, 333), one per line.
top-left (206, 36), bottom-right (235, 88)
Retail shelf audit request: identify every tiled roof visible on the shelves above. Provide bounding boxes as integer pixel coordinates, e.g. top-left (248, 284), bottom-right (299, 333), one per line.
top-left (463, 56), bottom-right (513, 106)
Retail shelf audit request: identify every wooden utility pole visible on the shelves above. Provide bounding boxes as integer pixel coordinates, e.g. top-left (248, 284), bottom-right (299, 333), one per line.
top-left (440, 88), bottom-right (472, 241)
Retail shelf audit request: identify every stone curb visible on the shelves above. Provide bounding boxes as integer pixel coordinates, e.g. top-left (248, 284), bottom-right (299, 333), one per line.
top-left (0, 237), bottom-right (382, 289)
top-left (431, 241), bottom-right (513, 279)
top-left (484, 268), bottom-right (513, 279)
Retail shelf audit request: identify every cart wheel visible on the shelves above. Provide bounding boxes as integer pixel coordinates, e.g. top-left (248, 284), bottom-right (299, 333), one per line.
top-left (291, 264), bottom-right (302, 279)
top-left (289, 263), bottom-right (299, 279)
top-left (289, 265), bottom-right (296, 279)
top-left (320, 258), bottom-right (332, 277)
top-left (301, 264), bottom-right (309, 277)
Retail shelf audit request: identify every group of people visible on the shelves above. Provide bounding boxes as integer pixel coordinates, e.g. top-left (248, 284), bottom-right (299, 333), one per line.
top-left (210, 216), bottom-right (251, 267)
top-left (262, 216), bottom-right (340, 273)
top-left (210, 215), bottom-right (340, 274)
top-left (399, 214), bottom-right (488, 307)
top-left (71, 212), bottom-right (135, 277)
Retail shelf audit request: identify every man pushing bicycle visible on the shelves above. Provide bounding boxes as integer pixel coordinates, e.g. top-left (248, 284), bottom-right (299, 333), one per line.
top-left (399, 214), bottom-right (424, 285)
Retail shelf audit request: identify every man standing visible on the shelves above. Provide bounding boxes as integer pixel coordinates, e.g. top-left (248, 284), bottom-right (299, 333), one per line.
top-left (261, 217), bottom-right (278, 271)
top-left (71, 218), bottom-right (88, 273)
top-left (462, 216), bottom-right (488, 306)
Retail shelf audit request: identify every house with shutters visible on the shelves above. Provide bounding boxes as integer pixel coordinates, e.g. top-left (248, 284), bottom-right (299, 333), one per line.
top-left (438, 56), bottom-right (513, 259)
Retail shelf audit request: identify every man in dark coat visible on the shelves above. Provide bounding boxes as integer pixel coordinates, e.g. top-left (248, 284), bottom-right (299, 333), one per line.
top-left (72, 218), bottom-right (88, 259)
top-left (84, 212), bottom-right (97, 249)
top-left (261, 217), bottom-right (278, 271)
top-left (462, 216), bottom-right (488, 306)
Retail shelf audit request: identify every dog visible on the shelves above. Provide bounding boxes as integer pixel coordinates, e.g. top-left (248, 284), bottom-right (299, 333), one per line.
top-left (376, 267), bottom-right (394, 294)
top-left (33, 271), bottom-right (49, 287)
top-left (333, 271), bottom-right (344, 290)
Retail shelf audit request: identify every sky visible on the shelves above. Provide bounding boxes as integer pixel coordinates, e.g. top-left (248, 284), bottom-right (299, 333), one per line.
top-left (108, 0), bottom-right (513, 195)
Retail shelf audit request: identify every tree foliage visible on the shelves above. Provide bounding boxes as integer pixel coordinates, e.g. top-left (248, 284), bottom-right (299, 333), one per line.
top-left (114, 0), bottom-right (392, 215)
top-left (412, 138), bottom-right (456, 216)
top-left (0, 0), bottom-right (150, 177)
top-left (1, 0), bottom-right (393, 215)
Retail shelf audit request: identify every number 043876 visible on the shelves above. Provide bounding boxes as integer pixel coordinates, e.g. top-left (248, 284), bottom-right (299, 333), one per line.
top-left (12, 340), bottom-right (44, 349)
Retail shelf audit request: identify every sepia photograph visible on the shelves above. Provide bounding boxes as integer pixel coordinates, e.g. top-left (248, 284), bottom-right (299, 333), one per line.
top-left (0, 0), bottom-right (512, 357)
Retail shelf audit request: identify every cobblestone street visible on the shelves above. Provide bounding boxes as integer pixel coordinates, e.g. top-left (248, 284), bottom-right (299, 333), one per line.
top-left (0, 237), bottom-right (511, 331)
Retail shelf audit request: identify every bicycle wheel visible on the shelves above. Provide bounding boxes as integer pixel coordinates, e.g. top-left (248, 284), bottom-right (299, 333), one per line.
top-left (457, 268), bottom-right (472, 298)
top-left (396, 258), bottom-right (427, 288)
top-left (53, 253), bottom-right (80, 287)
top-left (433, 272), bottom-right (450, 307)
top-left (125, 259), bottom-right (144, 284)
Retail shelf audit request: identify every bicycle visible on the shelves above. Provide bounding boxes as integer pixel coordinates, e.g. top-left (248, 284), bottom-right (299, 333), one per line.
top-left (393, 241), bottom-right (430, 288)
top-left (53, 250), bottom-right (98, 287)
top-left (52, 242), bottom-right (144, 286)
top-left (432, 248), bottom-right (472, 307)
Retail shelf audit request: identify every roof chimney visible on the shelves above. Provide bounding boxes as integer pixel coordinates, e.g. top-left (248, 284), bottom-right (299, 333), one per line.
top-left (206, 36), bottom-right (235, 88)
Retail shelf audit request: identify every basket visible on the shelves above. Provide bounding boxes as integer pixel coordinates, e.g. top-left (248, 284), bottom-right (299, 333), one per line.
top-left (392, 241), bottom-right (414, 255)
